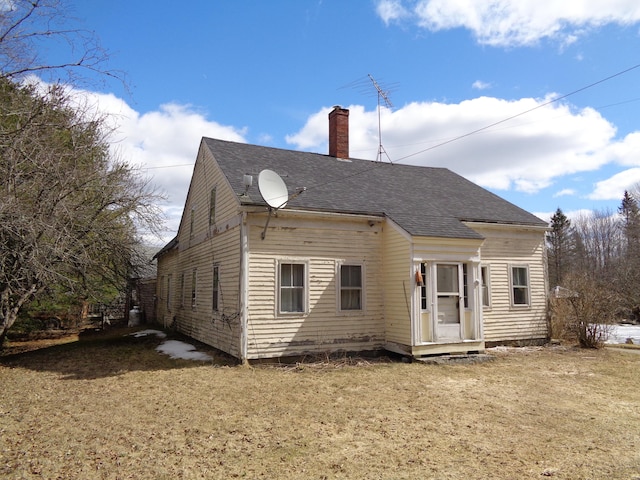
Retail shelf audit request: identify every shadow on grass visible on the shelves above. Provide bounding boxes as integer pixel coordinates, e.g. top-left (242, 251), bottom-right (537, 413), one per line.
top-left (0, 326), bottom-right (237, 379)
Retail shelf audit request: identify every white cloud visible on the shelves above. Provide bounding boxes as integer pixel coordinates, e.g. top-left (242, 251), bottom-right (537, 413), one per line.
top-left (603, 131), bottom-right (640, 167)
top-left (377, 0), bottom-right (640, 46)
top-left (553, 188), bottom-right (576, 197)
top-left (287, 96), bottom-right (617, 194)
top-left (472, 80), bottom-right (492, 90)
top-left (588, 167), bottom-right (640, 200)
top-left (531, 211), bottom-right (554, 223)
top-left (101, 99), bottom-right (246, 244)
top-left (533, 208), bottom-right (598, 223)
top-left (375, 0), bottom-right (410, 25)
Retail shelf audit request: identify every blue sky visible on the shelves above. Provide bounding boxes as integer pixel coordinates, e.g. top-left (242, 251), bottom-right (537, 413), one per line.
top-left (36, 0), bottom-right (640, 244)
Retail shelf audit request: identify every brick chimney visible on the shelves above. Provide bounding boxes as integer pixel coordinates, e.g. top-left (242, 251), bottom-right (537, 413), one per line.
top-left (328, 106), bottom-right (349, 158)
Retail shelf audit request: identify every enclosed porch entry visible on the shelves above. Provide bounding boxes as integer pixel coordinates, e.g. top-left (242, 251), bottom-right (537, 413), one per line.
top-left (413, 261), bottom-right (484, 356)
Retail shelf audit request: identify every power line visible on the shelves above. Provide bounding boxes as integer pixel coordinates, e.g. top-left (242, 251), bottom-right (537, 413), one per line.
top-left (144, 163), bottom-right (194, 170)
top-left (394, 62), bottom-right (640, 162)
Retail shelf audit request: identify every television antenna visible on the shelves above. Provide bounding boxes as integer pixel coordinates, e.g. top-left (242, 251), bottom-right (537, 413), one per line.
top-left (368, 73), bottom-right (393, 163)
top-left (257, 169), bottom-right (305, 240)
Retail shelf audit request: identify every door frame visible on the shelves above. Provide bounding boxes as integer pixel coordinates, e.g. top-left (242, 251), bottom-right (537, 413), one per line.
top-left (434, 262), bottom-right (463, 341)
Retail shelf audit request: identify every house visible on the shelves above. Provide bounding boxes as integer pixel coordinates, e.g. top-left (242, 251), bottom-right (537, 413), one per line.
top-left (154, 106), bottom-right (549, 362)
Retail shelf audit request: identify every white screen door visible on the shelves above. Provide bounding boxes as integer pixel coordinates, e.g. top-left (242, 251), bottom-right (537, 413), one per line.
top-left (436, 264), bottom-right (462, 340)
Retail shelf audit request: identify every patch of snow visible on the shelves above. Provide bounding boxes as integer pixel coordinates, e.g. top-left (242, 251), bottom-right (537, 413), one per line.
top-left (606, 324), bottom-right (640, 345)
top-left (130, 329), bottom-right (167, 339)
top-left (156, 339), bottom-right (213, 361)
top-left (129, 329), bottom-right (212, 361)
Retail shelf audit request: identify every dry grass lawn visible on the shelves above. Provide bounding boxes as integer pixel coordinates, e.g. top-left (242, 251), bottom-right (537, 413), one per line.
top-left (1, 327), bottom-right (639, 479)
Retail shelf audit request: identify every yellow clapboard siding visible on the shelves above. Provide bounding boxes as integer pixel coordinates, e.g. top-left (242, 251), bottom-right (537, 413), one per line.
top-left (469, 224), bottom-right (548, 342)
top-left (382, 223), bottom-right (413, 345)
top-left (245, 217), bottom-right (385, 358)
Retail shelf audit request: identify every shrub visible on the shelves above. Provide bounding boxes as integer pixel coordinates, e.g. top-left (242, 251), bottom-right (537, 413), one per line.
top-left (550, 273), bottom-right (618, 348)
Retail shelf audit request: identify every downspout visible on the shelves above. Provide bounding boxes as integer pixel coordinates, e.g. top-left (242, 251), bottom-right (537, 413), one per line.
top-left (239, 212), bottom-right (249, 364)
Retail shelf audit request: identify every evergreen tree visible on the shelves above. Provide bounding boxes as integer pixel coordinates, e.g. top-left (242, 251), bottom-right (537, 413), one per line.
top-left (618, 190), bottom-right (640, 255)
top-left (616, 190), bottom-right (640, 319)
top-left (547, 208), bottom-right (573, 287)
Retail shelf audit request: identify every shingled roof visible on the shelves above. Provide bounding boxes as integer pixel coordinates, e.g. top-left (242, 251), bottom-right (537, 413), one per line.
top-left (204, 137), bottom-right (547, 240)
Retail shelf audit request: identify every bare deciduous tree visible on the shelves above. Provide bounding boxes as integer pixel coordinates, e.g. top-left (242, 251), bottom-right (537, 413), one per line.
top-left (571, 209), bottom-right (622, 279)
top-left (0, 79), bottom-right (161, 345)
top-left (0, 0), bottom-right (154, 344)
top-left (0, 0), bottom-right (120, 85)
top-left (551, 271), bottom-right (619, 348)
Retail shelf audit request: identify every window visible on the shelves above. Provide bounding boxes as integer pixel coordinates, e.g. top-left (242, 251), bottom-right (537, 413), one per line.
top-left (166, 274), bottom-right (172, 311)
top-left (437, 264), bottom-right (459, 294)
top-left (340, 264), bottom-right (362, 311)
top-left (189, 206), bottom-right (195, 236)
top-left (209, 187), bottom-right (216, 226)
top-left (279, 263), bottom-right (305, 313)
top-left (462, 264), bottom-right (469, 308)
top-left (511, 266), bottom-right (529, 306)
top-left (191, 269), bottom-right (197, 308)
top-left (179, 273), bottom-right (185, 308)
top-left (420, 263), bottom-right (428, 310)
top-left (481, 266), bottom-right (490, 307)
top-left (212, 264), bottom-right (220, 312)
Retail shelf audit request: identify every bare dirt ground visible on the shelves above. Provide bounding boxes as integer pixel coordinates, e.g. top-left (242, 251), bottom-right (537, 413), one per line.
top-left (1, 328), bottom-right (639, 479)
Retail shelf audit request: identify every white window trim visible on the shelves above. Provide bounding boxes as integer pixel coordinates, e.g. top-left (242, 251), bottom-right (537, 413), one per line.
top-left (509, 264), bottom-right (530, 308)
top-left (481, 265), bottom-right (491, 309)
top-left (336, 261), bottom-right (365, 314)
top-left (276, 259), bottom-right (309, 316)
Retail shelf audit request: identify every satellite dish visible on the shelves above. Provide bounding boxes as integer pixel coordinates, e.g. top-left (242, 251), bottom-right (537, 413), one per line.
top-left (258, 169), bottom-right (288, 209)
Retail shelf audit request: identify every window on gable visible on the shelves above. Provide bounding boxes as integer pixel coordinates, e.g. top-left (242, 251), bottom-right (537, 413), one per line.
top-left (212, 264), bottom-right (220, 312)
top-left (279, 263), bottom-right (305, 313)
top-left (167, 274), bottom-right (172, 311)
top-left (340, 264), bottom-right (362, 311)
top-left (511, 266), bottom-right (529, 306)
top-left (190, 206), bottom-right (195, 236)
top-left (209, 187), bottom-right (216, 226)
